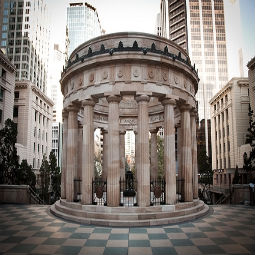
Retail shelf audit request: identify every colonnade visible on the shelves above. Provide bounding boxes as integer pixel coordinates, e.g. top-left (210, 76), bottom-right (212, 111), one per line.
top-left (61, 94), bottom-right (198, 207)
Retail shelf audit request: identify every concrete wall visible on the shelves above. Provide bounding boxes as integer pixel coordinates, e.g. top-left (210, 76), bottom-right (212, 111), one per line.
top-left (0, 185), bottom-right (35, 204)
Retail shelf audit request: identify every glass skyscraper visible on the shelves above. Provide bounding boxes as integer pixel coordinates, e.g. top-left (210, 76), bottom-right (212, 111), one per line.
top-left (67, 1), bottom-right (102, 57)
top-left (168, 0), bottom-right (228, 120)
top-left (0, 0), bottom-right (50, 93)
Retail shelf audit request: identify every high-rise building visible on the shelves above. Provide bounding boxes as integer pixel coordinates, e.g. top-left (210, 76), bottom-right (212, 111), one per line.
top-left (247, 57), bottom-right (255, 115)
top-left (0, 49), bottom-right (15, 129)
top-left (0, 0), bottom-right (50, 93)
top-left (156, 0), bottom-right (168, 38)
top-left (67, 1), bottom-right (102, 57)
top-left (168, 0), bottom-right (229, 120)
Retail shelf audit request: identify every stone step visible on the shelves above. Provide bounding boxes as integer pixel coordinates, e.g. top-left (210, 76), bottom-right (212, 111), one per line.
top-left (50, 200), bottom-right (209, 227)
top-left (55, 200), bottom-right (204, 221)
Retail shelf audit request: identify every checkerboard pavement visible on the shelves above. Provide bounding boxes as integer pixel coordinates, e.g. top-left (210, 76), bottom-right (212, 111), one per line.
top-left (0, 204), bottom-right (254, 255)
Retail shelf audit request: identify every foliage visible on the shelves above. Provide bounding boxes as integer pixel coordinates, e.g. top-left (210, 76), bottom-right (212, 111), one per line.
top-left (243, 107), bottom-right (255, 182)
top-left (94, 151), bottom-right (102, 177)
top-left (157, 135), bottom-right (164, 178)
top-left (17, 160), bottom-right (36, 190)
top-left (49, 151), bottom-right (61, 203)
top-left (0, 119), bottom-right (19, 184)
top-left (232, 165), bottom-right (240, 184)
top-left (125, 158), bottom-right (130, 173)
top-left (197, 145), bottom-right (213, 185)
top-left (39, 154), bottom-right (50, 203)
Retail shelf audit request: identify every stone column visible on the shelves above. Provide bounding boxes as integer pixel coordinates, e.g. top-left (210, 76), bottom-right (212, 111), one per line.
top-left (107, 95), bottom-right (121, 207)
top-left (191, 110), bottom-right (198, 199)
top-left (136, 94), bottom-right (150, 207)
top-left (66, 106), bottom-right (79, 202)
top-left (120, 131), bottom-right (126, 179)
top-left (180, 104), bottom-right (193, 202)
top-left (61, 110), bottom-right (68, 199)
top-left (81, 100), bottom-right (95, 205)
top-left (162, 99), bottom-right (176, 204)
top-left (150, 129), bottom-right (158, 180)
top-left (102, 129), bottom-right (108, 180)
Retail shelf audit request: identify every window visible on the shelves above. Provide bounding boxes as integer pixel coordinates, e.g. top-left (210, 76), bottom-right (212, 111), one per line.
top-left (0, 109), bottom-right (2, 124)
top-left (0, 86), bottom-right (4, 101)
top-left (13, 106), bottom-right (18, 117)
top-left (35, 111), bottom-right (37, 121)
top-left (14, 91), bottom-right (19, 99)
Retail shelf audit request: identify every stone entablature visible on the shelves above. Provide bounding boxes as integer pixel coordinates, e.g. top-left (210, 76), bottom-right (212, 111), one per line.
top-left (60, 32), bottom-right (199, 207)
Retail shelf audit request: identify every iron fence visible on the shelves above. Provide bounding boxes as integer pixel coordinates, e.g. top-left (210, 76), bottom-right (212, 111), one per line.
top-left (120, 171), bottom-right (137, 206)
top-left (176, 179), bottom-right (184, 203)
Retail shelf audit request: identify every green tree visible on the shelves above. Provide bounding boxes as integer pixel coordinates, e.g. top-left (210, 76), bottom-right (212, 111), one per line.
top-left (243, 107), bottom-right (255, 182)
top-left (49, 151), bottom-right (61, 203)
top-left (39, 154), bottom-right (50, 203)
top-left (94, 151), bottom-right (102, 177)
top-left (197, 145), bottom-right (213, 185)
top-left (157, 135), bottom-right (164, 178)
top-left (232, 165), bottom-right (240, 184)
top-left (125, 158), bottom-right (130, 173)
top-left (17, 160), bottom-right (36, 190)
top-left (0, 119), bottom-right (19, 184)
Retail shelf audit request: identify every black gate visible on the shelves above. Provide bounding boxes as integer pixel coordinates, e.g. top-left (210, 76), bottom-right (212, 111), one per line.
top-left (150, 178), bottom-right (166, 205)
top-left (74, 179), bottom-right (82, 202)
top-left (92, 178), bottom-right (107, 206)
top-left (120, 171), bottom-right (137, 206)
top-left (176, 179), bottom-right (184, 203)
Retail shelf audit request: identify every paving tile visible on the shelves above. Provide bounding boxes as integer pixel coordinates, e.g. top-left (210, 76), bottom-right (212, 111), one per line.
top-left (150, 239), bottom-right (172, 247)
top-left (164, 227), bottom-right (183, 233)
top-left (62, 239), bottom-right (86, 246)
top-left (128, 247), bottom-right (153, 255)
top-left (43, 238), bottom-right (66, 245)
top-left (31, 244), bottom-right (60, 254)
top-left (89, 233), bottom-right (110, 240)
top-left (151, 247), bottom-right (177, 255)
top-left (8, 244), bottom-right (37, 253)
top-left (171, 239), bottom-right (194, 246)
top-left (129, 228), bottom-right (147, 233)
top-left (220, 244), bottom-right (251, 254)
top-left (108, 233), bottom-right (129, 240)
top-left (93, 228), bottom-right (111, 233)
top-left (166, 233), bottom-right (188, 239)
top-left (79, 246), bottom-right (104, 255)
top-left (197, 245), bottom-right (226, 254)
top-left (147, 228), bottom-right (165, 234)
top-left (175, 246), bottom-right (202, 255)
top-left (148, 233), bottom-right (168, 240)
top-left (85, 240), bottom-right (107, 247)
top-left (106, 240), bottom-right (128, 247)
top-left (110, 228), bottom-right (129, 234)
top-left (103, 247), bottom-right (128, 255)
top-left (69, 233), bottom-right (90, 239)
top-left (129, 234), bottom-right (148, 240)
top-left (186, 232), bottom-right (207, 238)
top-left (56, 245), bottom-right (81, 254)
top-left (128, 240), bottom-right (150, 247)
top-left (21, 236), bottom-right (47, 244)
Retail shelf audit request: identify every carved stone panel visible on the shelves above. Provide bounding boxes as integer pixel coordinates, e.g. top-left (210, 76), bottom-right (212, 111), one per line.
top-left (149, 113), bottom-right (164, 123)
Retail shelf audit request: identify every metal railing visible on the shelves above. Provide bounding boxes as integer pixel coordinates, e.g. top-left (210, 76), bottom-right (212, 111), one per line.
top-left (92, 178), bottom-right (107, 206)
top-left (150, 178), bottom-right (166, 206)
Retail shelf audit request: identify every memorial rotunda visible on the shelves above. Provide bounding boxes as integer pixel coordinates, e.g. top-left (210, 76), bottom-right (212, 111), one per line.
top-left (51, 32), bottom-right (209, 226)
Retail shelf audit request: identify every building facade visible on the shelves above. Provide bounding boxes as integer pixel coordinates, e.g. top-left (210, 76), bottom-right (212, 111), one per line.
top-left (14, 81), bottom-right (53, 180)
top-left (210, 77), bottom-right (250, 174)
top-left (168, 0), bottom-right (229, 120)
top-left (247, 57), bottom-right (255, 115)
top-left (0, 49), bottom-right (15, 129)
top-left (67, 1), bottom-right (102, 57)
top-left (0, 0), bottom-right (50, 93)
top-left (52, 122), bottom-right (62, 168)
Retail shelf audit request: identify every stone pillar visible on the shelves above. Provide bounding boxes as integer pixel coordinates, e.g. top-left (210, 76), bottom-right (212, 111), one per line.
top-left (180, 104), bottom-right (193, 202)
top-left (102, 129), bottom-right (108, 180)
top-left (120, 131), bottom-right (126, 179)
top-left (150, 129), bottom-right (158, 180)
top-left (162, 98), bottom-right (176, 204)
top-left (136, 94), bottom-right (150, 207)
top-left (191, 110), bottom-right (198, 199)
top-left (66, 106), bottom-right (79, 202)
top-left (176, 123), bottom-right (182, 177)
top-left (107, 95), bottom-right (121, 207)
top-left (61, 110), bottom-right (68, 199)
top-left (81, 100), bottom-right (95, 205)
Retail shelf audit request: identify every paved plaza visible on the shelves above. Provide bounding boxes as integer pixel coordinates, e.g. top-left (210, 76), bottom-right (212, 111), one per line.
top-left (0, 204), bottom-right (254, 255)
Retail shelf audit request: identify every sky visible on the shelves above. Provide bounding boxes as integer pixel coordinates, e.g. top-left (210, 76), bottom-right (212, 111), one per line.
top-left (46, 0), bottom-right (255, 78)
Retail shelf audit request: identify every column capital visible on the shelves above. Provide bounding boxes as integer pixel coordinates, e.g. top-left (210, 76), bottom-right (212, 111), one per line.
top-left (135, 94), bottom-right (150, 103)
top-left (62, 109), bottom-right (69, 118)
top-left (150, 128), bottom-right (158, 134)
top-left (161, 98), bottom-right (176, 106)
top-left (179, 104), bottom-right (192, 112)
top-left (106, 95), bottom-right (121, 103)
top-left (67, 105), bottom-right (80, 113)
top-left (120, 130), bottom-right (126, 135)
top-left (190, 108), bottom-right (198, 118)
top-left (101, 128), bottom-right (108, 134)
top-left (82, 99), bottom-right (96, 107)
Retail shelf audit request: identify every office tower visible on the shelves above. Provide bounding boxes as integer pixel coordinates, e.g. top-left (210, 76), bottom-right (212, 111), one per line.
top-left (168, 0), bottom-right (228, 120)
top-left (0, 0), bottom-right (50, 93)
top-left (168, 0), bottom-right (188, 51)
top-left (247, 57), bottom-right (255, 115)
top-left (67, 1), bottom-right (102, 56)
top-left (0, 49), bottom-right (15, 129)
